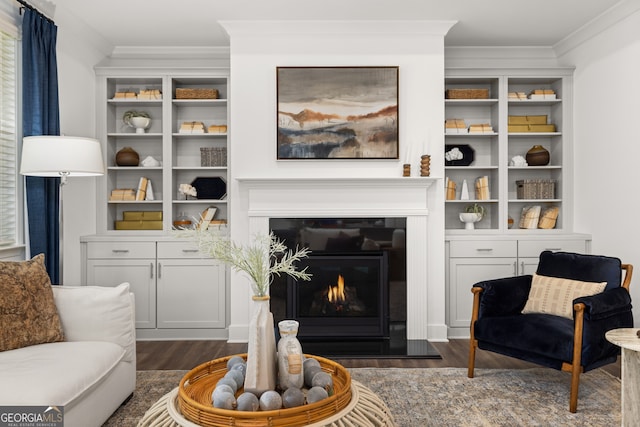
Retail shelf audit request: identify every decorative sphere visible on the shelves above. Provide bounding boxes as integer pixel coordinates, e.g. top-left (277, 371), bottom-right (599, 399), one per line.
top-left (306, 386), bottom-right (329, 404)
top-left (259, 390), bottom-right (282, 411)
top-left (236, 392), bottom-right (260, 411)
top-left (213, 391), bottom-right (237, 410)
top-left (282, 388), bottom-right (305, 408)
top-left (226, 355), bottom-right (245, 370)
top-left (224, 369), bottom-right (245, 389)
top-left (216, 377), bottom-right (238, 394)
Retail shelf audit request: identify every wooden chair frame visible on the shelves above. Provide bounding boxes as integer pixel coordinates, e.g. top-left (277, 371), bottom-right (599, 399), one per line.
top-left (468, 264), bottom-right (632, 413)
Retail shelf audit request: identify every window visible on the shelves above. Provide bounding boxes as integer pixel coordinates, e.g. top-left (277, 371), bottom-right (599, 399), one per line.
top-left (0, 27), bottom-right (17, 246)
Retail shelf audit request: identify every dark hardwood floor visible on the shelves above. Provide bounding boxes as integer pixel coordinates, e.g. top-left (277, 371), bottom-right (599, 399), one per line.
top-left (136, 338), bottom-right (621, 378)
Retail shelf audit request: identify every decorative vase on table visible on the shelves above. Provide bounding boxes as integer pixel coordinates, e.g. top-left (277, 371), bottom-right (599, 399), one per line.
top-left (277, 320), bottom-right (304, 390)
top-left (243, 295), bottom-right (277, 397)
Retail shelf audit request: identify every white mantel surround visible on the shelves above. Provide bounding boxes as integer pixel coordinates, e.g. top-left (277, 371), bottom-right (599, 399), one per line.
top-left (236, 176), bottom-right (442, 342)
top-left (221, 20), bottom-right (454, 343)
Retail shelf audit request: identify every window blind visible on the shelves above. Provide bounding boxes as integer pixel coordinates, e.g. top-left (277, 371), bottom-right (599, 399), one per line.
top-left (0, 29), bottom-right (17, 246)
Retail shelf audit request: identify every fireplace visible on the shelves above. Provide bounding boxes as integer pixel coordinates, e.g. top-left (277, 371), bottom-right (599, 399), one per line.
top-left (235, 177), bottom-right (444, 348)
top-left (286, 251), bottom-right (389, 339)
top-left (270, 218), bottom-right (402, 342)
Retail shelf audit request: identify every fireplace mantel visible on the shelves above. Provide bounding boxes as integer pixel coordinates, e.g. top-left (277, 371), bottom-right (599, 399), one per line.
top-left (236, 176), bottom-right (438, 218)
top-left (236, 175), bottom-right (441, 342)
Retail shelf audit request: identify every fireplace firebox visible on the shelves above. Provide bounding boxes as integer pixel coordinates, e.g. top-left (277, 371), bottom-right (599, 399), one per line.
top-left (286, 251), bottom-right (389, 339)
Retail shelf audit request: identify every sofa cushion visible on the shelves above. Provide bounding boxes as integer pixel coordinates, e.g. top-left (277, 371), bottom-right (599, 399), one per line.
top-left (0, 341), bottom-right (125, 406)
top-left (0, 254), bottom-right (64, 351)
top-left (52, 283), bottom-right (135, 363)
top-left (522, 273), bottom-right (606, 319)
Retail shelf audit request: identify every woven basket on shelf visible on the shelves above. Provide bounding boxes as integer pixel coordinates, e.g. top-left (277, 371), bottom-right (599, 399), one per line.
top-left (445, 88), bottom-right (489, 99)
top-left (178, 353), bottom-right (352, 427)
top-left (175, 88), bottom-right (219, 99)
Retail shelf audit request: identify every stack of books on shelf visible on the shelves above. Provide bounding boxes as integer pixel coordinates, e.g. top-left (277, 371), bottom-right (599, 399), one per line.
top-left (136, 177), bottom-right (155, 201)
top-left (445, 178), bottom-right (457, 200)
top-left (475, 176), bottom-right (490, 200)
top-left (179, 121), bottom-right (206, 134)
top-left (528, 89), bottom-right (556, 100)
top-left (197, 207), bottom-right (227, 230)
top-left (445, 119), bottom-right (467, 134)
top-left (137, 89), bottom-right (162, 100)
top-left (518, 206), bottom-right (559, 229)
top-left (115, 211), bottom-right (163, 230)
top-left (112, 91), bottom-right (136, 99)
top-left (109, 188), bottom-right (136, 201)
top-left (508, 92), bottom-right (527, 100)
top-left (508, 115), bottom-right (556, 133)
top-left (112, 89), bottom-right (162, 100)
top-left (468, 123), bottom-right (494, 134)
top-left (208, 124), bottom-right (227, 133)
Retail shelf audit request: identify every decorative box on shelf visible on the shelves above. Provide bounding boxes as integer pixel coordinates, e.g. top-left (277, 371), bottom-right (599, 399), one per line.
top-left (516, 179), bottom-right (556, 199)
top-left (200, 147), bottom-right (227, 167)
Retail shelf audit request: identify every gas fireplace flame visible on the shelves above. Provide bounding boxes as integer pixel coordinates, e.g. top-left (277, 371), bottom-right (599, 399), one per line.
top-left (327, 275), bottom-right (346, 304)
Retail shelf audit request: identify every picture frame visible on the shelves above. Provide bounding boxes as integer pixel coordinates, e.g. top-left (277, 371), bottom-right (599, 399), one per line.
top-left (276, 66), bottom-right (399, 159)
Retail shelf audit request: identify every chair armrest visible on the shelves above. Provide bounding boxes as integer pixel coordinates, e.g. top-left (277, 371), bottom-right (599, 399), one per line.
top-left (52, 283), bottom-right (136, 363)
top-left (474, 275), bottom-right (532, 318)
top-left (574, 287), bottom-right (632, 321)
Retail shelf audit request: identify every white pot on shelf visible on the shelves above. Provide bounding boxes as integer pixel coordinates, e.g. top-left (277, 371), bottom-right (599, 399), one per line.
top-left (459, 212), bottom-right (482, 230)
top-left (128, 116), bottom-right (151, 134)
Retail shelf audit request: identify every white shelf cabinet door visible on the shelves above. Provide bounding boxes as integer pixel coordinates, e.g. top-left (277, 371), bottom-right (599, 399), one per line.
top-left (86, 259), bottom-right (157, 329)
top-left (156, 258), bottom-right (226, 329)
top-left (448, 257), bottom-right (517, 329)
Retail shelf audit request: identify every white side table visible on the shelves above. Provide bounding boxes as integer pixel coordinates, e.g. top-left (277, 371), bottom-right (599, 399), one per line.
top-left (606, 328), bottom-right (640, 427)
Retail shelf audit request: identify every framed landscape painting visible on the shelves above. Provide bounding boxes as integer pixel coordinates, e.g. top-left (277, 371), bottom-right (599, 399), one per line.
top-left (277, 66), bottom-right (399, 159)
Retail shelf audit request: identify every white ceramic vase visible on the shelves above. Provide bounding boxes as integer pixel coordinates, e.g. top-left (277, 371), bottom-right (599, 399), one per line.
top-left (243, 295), bottom-right (277, 397)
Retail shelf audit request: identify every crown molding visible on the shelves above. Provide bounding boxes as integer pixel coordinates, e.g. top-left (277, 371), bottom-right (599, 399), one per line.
top-left (109, 45), bottom-right (230, 60)
top-left (554, 0), bottom-right (640, 57)
top-left (220, 20), bottom-right (456, 38)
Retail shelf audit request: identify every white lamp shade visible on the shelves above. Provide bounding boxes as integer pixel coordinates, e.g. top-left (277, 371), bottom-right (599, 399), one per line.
top-left (20, 136), bottom-right (105, 177)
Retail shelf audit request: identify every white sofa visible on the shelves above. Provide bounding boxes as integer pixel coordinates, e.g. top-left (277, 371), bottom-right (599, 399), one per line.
top-left (0, 282), bottom-right (136, 427)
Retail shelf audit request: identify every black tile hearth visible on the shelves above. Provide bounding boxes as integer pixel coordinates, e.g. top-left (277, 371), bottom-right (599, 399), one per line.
top-left (297, 323), bottom-right (441, 359)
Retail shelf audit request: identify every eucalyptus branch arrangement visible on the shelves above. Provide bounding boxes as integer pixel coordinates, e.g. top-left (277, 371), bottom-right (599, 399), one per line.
top-left (176, 229), bottom-right (312, 297)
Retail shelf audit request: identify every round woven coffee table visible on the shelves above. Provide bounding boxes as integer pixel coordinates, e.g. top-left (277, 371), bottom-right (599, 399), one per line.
top-left (137, 380), bottom-right (395, 427)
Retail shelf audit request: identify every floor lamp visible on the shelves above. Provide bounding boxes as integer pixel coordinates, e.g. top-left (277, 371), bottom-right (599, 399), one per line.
top-left (20, 136), bottom-right (104, 284)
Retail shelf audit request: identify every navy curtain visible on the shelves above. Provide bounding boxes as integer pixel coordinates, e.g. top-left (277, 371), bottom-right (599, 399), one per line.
top-left (22, 9), bottom-right (61, 283)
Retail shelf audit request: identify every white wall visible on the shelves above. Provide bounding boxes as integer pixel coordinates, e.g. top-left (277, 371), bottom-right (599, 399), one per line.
top-left (559, 9), bottom-right (640, 323)
top-left (53, 7), bottom-right (110, 285)
top-left (221, 20), bottom-right (453, 341)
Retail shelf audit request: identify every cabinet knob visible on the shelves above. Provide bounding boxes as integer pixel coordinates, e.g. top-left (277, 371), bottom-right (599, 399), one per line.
top-left (150, 263), bottom-right (154, 278)
top-left (112, 249), bottom-right (130, 253)
top-left (476, 248), bottom-right (493, 252)
top-left (182, 249), bottom-right (199, 253)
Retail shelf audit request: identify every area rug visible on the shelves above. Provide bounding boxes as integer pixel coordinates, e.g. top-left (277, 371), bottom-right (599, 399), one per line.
top-left (103, 368), bottom-right (620, 426)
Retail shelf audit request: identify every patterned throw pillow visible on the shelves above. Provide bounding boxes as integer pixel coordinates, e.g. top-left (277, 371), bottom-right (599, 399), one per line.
top-left (522, 273), bottom-right (607, 319)
top-left (0, 254), bottom-right (64, 351)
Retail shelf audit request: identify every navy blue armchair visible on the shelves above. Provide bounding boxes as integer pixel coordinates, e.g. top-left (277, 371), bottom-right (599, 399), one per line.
top-left (468, 251), bottom-right (633, 413)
